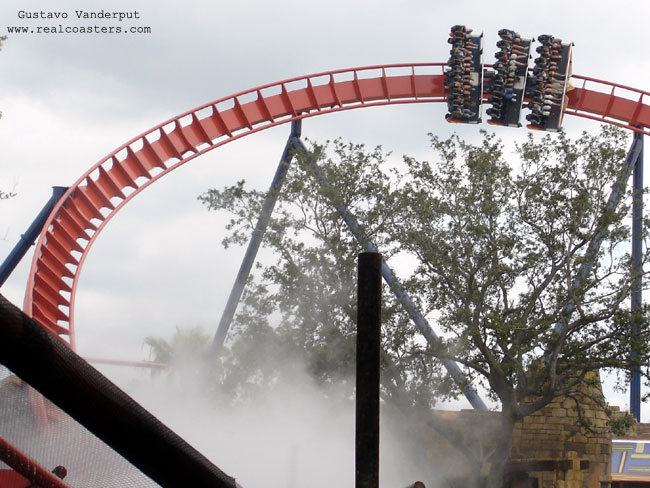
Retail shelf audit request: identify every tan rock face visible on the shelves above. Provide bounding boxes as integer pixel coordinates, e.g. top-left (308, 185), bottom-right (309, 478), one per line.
top-left (511, 371), bottom-right (613, 488)
top-left (429, 371), bottom-right (622, 488)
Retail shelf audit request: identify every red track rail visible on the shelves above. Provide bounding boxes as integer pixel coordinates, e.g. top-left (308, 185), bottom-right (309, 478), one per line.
top-left (566, 75), bottom-right (650, 134)
top-left (21, 63), bottom-right (650, 346)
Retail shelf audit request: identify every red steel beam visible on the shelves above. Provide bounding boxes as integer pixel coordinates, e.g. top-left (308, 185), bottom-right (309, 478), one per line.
top-left (0, 434), bottom-right (71, 488)
top-left (84, 357), bottom-right (167, 369)
top-left (20, 64), bottom-right (650, 348)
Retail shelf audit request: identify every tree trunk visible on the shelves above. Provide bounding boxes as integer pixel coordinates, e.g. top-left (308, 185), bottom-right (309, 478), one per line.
top-left (485, 408), bottom-right (517, 488)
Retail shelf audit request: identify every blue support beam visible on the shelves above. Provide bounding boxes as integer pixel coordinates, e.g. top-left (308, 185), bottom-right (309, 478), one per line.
top-left (0, 186), bottom-right (67, 287)
top-left (543, 132), bottom-right (644, 419)
top-left (210, 120), bottom-right (302, 356)
top-left (209, 123), bottom-right (488, 409)
top-left (293, 137), bottom-right (488, 411)
top-left (553, 134), bottom-right (644, 334)
top-left (631, 131), bottom-right (644, 422)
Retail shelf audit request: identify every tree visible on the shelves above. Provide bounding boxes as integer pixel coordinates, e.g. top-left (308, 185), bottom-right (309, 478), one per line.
top-left (393, 127), bottom-right (650, 487)
top-left (144, 326), bottom-right (211, 378)
top-left (200, 142), bottom-right (433, 405)
top-left (198, 126), bottom-right (650, 488)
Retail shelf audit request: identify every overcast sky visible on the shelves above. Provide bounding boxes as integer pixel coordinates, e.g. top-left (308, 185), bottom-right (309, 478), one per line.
top-left (1, 0), bottom-right (650, 416)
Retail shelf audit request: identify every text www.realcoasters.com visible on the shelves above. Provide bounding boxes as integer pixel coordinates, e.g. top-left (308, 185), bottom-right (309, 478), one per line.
top-left (6, 10), bottom-right (151, 34)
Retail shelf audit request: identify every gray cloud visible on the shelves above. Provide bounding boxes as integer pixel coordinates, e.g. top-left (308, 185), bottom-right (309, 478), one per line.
top-left (1, 0), bottom-right (649, 419)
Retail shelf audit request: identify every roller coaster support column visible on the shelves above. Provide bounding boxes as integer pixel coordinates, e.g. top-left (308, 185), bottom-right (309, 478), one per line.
top-left (210, 120), bottom-right (302, 356)
top-left (292, 138), bottom-right (488, 411)
top-left (553, 134), bottom-right (644, 335)
top-left (631, 131), bottom-right (644, 422)
top-left (0, 186), bottom-right (67, 287)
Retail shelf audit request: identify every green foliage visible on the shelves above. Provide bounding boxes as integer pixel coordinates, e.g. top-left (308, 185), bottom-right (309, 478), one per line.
top-left (197, 127), bottom-right (650, 420)
top-left (394, 127), bottom-right (647, 411)
top-left (148, 126), bottom-right (649, 487)
top-left (199, 140), bottom-right (436, 406)
top-left (144, 326), bottom-right (211, 378)
top-left (607, 408), bottom-right (636, 436)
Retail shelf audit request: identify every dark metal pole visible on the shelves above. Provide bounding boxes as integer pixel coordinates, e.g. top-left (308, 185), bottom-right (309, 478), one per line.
top-left (356, 252), bottom-right (382, 488)
top-left (293, 137), bottom-right (488, 411)
top-left (0, 186), bottom-right (67, 287)
top-left (631, 131), bottom-right (644, 422)
top-left (210, 120), bottom-right (302, 356)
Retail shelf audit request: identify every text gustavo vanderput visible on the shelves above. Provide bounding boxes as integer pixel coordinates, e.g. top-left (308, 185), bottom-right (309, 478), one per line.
top-left (17, 10), bottom-right (141, 21)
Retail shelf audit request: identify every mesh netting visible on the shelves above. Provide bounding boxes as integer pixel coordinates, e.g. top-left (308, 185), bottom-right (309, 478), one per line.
top-left (0, 369), bottom-right (160, 487)
top-left (0, 294), bottom-right (238, 488)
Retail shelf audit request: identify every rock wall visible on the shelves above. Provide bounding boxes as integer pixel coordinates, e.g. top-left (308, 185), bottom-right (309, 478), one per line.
top-left (510, 377), bottom-right (612, 488)
top-left (430, 372), bottom-right (615, 488)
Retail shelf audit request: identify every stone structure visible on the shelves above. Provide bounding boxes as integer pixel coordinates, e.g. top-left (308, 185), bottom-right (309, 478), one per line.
top-left (428, 373), bottom-right (617, 488)
top-left (509, 381), bottom-right (613, 488)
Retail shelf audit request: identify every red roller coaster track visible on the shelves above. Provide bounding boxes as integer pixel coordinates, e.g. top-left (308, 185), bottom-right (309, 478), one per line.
top-left (21, 62), bottom-right (650, 348)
